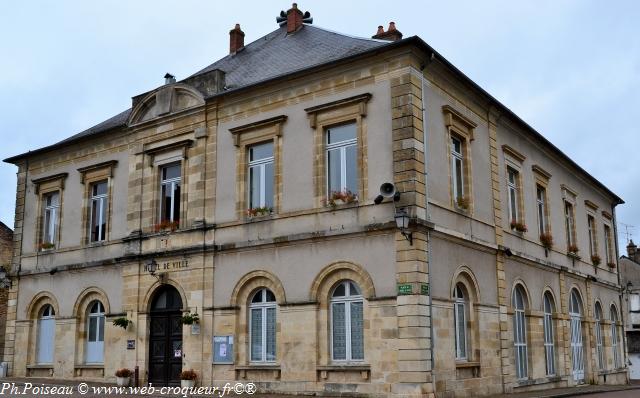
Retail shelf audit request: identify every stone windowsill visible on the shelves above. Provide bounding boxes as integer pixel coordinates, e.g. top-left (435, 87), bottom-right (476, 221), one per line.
top-left (27, 364), bottom-right (54, 369)
top-left (455, 361), bottom-right (480, 369)
top-left (317, 364), bottom-right (370, 371)
top-left (599, 368), bottom-right (627, 375)
top-left (75, 364), bottom-right (104, 369)
top-left (235, 364), bottom-right (280, 370)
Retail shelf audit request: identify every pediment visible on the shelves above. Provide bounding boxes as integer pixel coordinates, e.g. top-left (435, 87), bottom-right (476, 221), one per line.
top-left (129, 84), bottom-right (205, 125)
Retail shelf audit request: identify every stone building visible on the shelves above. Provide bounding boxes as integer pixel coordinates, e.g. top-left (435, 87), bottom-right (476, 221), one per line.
top-left (2, 4), bottom-right (629, 397)
top-left (620, 241), bottom-right (640, 380)
top-left (0, 222), bottom-right (13, 361)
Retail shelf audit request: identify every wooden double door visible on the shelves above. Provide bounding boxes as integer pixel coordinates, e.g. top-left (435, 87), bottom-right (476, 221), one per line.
top-left (148, 286), bottom-right (183, 386)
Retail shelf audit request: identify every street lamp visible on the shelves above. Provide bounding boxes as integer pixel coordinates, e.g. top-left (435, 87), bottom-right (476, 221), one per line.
top-left (146, 259), bottom-right (166, 283)
top-left (394, 208), bottom-right (413, 245)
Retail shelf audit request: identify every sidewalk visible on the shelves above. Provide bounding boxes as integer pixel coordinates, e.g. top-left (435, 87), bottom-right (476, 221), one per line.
top-left (486, 383), bottom-right (640, 398)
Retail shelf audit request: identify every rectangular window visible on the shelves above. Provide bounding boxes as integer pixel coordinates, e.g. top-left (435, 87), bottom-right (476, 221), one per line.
top-left (507, 167), bottom-right (520, 223)
top-left (89, 181), bottom-right (108, 242)
top-left (160, 163), bottom-right (181, 224)
top-left (631, 294), bottom-right (640, 312)
top-left (451, 136), bottom-right (464, 203)
top-left (42, 191), bottom-right (60, 246)
top-left (326, 123), bottom-right (358, 196)
top-left (536, 186), bottom-right (547, 236)
top-left (564, 202), bottom-right (576, 247)
top-left (587, 215), bottom-right (597, 258)
top-left (248, 142), bottom-right (274, 210)
top-left (604, 225), bottom-right (613, 264)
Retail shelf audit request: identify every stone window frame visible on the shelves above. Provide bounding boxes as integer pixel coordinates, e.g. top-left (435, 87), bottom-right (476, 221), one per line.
top-left (568, 287), bottom-right (586, 381)
top-left (586, 208), bottom-right (599, 265)
top-left (32, 173), bottom-right (68, 252)
top-left (329, 280), bottom-right (365, 363)
top-left (144, 139), bottom-right (193, 231)
top-left (510, 281), bottom-right (532, 381)
top-left (450, 268), bottom-right (481, 365)
top-left (248, 288), bottom-right (278, 364)
top-left (503, 149), bottom-right (525, 231)
top-left (229, 115), bottom-right (287, 219)
top-left (532, 165), bottom-right (552, 240)
top-left (443, 105), bottom-right (476, 212)
top-left (78, 161), bottom-right (117, 245)
top-left (562, 186), bottom-right (578, 253)
top-left (609, 304), bottom-right (622, 369)
top-left (305, 93), bottom-right (371, 208)
top-left (603, 221), bottom-right (614, 266)
top-left (72, 287), bottom-right (111, 368)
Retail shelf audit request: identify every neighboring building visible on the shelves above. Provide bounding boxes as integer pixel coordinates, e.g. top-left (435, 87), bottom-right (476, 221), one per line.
top-left (620, 241), bottom-right (640, 380)
top-left (0, 222), bottom-right (13, 361)
top-left (2, 4), bottom-right (628, 397)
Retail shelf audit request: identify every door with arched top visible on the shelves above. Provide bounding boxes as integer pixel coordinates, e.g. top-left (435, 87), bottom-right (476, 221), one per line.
top-left (148, 285), bottom-right (183, 386)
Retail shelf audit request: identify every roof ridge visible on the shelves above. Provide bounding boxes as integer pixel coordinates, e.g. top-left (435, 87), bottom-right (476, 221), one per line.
top-left (304, 23), bottom-right (391, 43)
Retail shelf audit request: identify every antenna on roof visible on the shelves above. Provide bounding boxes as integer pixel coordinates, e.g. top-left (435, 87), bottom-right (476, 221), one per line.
top-left (620, 222), bottom-right (635, 243)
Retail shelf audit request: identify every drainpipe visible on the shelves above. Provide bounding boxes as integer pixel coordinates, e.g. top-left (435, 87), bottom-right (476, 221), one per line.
top-left (420, 55), bottom-right (435, 389)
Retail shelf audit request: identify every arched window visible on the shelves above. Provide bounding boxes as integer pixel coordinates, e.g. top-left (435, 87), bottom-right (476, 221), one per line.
top-left (331, 280), bottom-right (363, 361)
top-left (454, 284), bottom-right (468, 360)
top-left (594, 302), bottom-right (605, 370)
top-left (249, 288), bottom-right (276, 362)
top-left (543, 292), bottom-right (555, 376)
top-left (512, 285), bottom-right (528, 379)
top-left (86, 301), bottom-right (105, 364)
top-left (569, 289), bottom-right (584, 381)
top-left (610, 305), bottom-right (621, 368)
top-left (37, 304), bottom-right (56, 364)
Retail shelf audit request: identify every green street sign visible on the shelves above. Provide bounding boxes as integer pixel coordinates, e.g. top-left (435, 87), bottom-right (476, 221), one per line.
top-left (421, 283), bottom-right (430, 296)
top-left (397, 283), bottom-right (413, 295)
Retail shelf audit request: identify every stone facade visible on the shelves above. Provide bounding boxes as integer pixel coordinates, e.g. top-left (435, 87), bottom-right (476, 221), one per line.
top-left (0, 222), bottom-right (12, 361)
top-left (620, 241), bottom-right (640, 380)
top-left (2, 5), bottom-right (628, 397)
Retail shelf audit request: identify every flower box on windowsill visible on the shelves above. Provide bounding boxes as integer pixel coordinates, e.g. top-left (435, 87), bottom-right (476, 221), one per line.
top-left (607, 262), bottom-right (616, 269)
top-left (455, 196), bottom-right (471, 213)
top-left (246, 207), bottom-right (273, 220)
top-left (325, 190), bottom-right (358, 209)
top-left (39, 242), bottom-right (55, 252)
top-left (567, 245), bottom-right (580, 260)
top-left (153, 220), bottom-right (179, 233)
top-left (510, 221), bottom-right (528, 234)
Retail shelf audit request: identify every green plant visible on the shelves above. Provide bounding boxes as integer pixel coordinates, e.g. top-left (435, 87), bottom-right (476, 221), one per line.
top-left (115, 368), bottom-right (132, 378)
top-left (510, 220), bottom-right (528, 233)
top-left (246, 206), bottom-right (273, 217)
top-left (154, 220), bottom-right (179, 232)
top-left (112, 317), bottom-right (132, 329)
top-left (39, 242), bottom-right (55, 250)
top-left (456, 196), bottom-right (470, 210)
top-left (539, 233), bottom-right (553, 250)
top-left (325, 190), bottom-right (358, 208)
top-left (179, 369), bottom-right (197, 380)
top-left (180, 311), bottom-right (200, 325)
top-left (591, 254), bottom-right (601, 266)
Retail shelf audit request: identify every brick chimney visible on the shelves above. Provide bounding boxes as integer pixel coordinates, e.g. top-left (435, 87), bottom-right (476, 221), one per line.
top-left (229, 23), bottom-right (245, 54)
top-left (372, 22), bottom-right (403, 41)
top-left (628, 240), bottom-right (638, 260)
top-left (286, 3), bottom-right (304, 33)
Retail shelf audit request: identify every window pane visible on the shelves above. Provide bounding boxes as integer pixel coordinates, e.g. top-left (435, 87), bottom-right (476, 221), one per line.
top-left (161, 184), bottom-right (171, 222)
top-left (88, 317), bottom-right (97, 342)
top-left (454, 158), bottom-right (463, 199)
top-left (48, 192), bottom-right (60, 207)
top-left (249, 166), bottom-right (261, 209)
top-left (345, 145), bottom-right (357, 194)
top-left (266, 307), bottom-right (276, 361)
top-left (333, 283), bottom-right (346, 297)
top-left (264, 162), bottom-right (274, 208)
top-left (332, 303), bottom-right (346, 360)
top-left (631, 294), bottom-right (640, 312)
top-left (327, 124), bottom-right (356, 144)
top-left (93, 181), bottom-right (108, 196)
top-left (162, 164), bottom-right (181, 180)
top-left (350, 301), bottom-right (364, 360)
top-left (327, 148), bottom-right (341, 193)
top-left (172, 183), bottom-right (180, 221)
top-left (265, 290), bottom-right (276, 302)
top-left (509, 188), bottom-right (517, 221)
top-left (100, 197), bottom-right (107, 240)
top-left (452, 137), bottom-right (461, 154)
top-left (249, 142), bottom-right (273, 161)
top-left (98, 316), bottom-right (105, 342)
top-left (250, 308), bottom-right (263, 361)
top-left (456, 302), bottom-right (466, 358)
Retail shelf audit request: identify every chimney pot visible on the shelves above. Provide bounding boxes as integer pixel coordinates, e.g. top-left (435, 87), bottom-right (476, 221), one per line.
top-left (286, 3), bottom-right (304, 33)
top-left (372, 21), bottom-right (403, 41)
top-left (628, 239), bottom-right (637, 258)
top-left (229, 23), bottom-right (245, 54)
top-left (164, 73), bottom-right (176, 85)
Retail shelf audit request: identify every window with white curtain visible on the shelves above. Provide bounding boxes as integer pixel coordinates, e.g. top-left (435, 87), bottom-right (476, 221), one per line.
top-left (451, 136), bottom-right (464, 203)
top-left (89, 181), bottom-right (108, 242)
top-left (507, 167), bottom-right (520, 223)
top-left (587, 215), bottom-right (598, 259)
top-left (331, 280), bottom-right (363, 361)
top-left (249, 288), bottom-right (276, 362)
top-left (160, 163), bottom-right (181, 223)
top-left (42, 191), bottom-right (60, 247)
top-left (543, 292), bottom-right (555, 376)
top-left (454, 284), bottom-right (468, 360)
top-left (564, 201), bottom-right (576, 247)
top-left (512, 285), bottom-right (528, 379)
top-left (536, 186), bottom-right (547, 236)
top-left (610, 306), bottom-right (621, 368)
top-left (326, 123), bottom-right (358, 196)
top-left (248, 142), bottom-right (274, 209)
top-left (630, 294), bottom-right (640, 312)
top-left (594, 303), bottom-right (605, 370)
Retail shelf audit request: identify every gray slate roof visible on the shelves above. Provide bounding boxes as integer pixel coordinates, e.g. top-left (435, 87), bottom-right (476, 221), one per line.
top-left (10, 25), bottom-right (388, 159)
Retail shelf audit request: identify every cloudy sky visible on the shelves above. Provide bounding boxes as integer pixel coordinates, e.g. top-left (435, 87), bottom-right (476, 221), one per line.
top-left (0, 1), bottom-right (638, 249)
